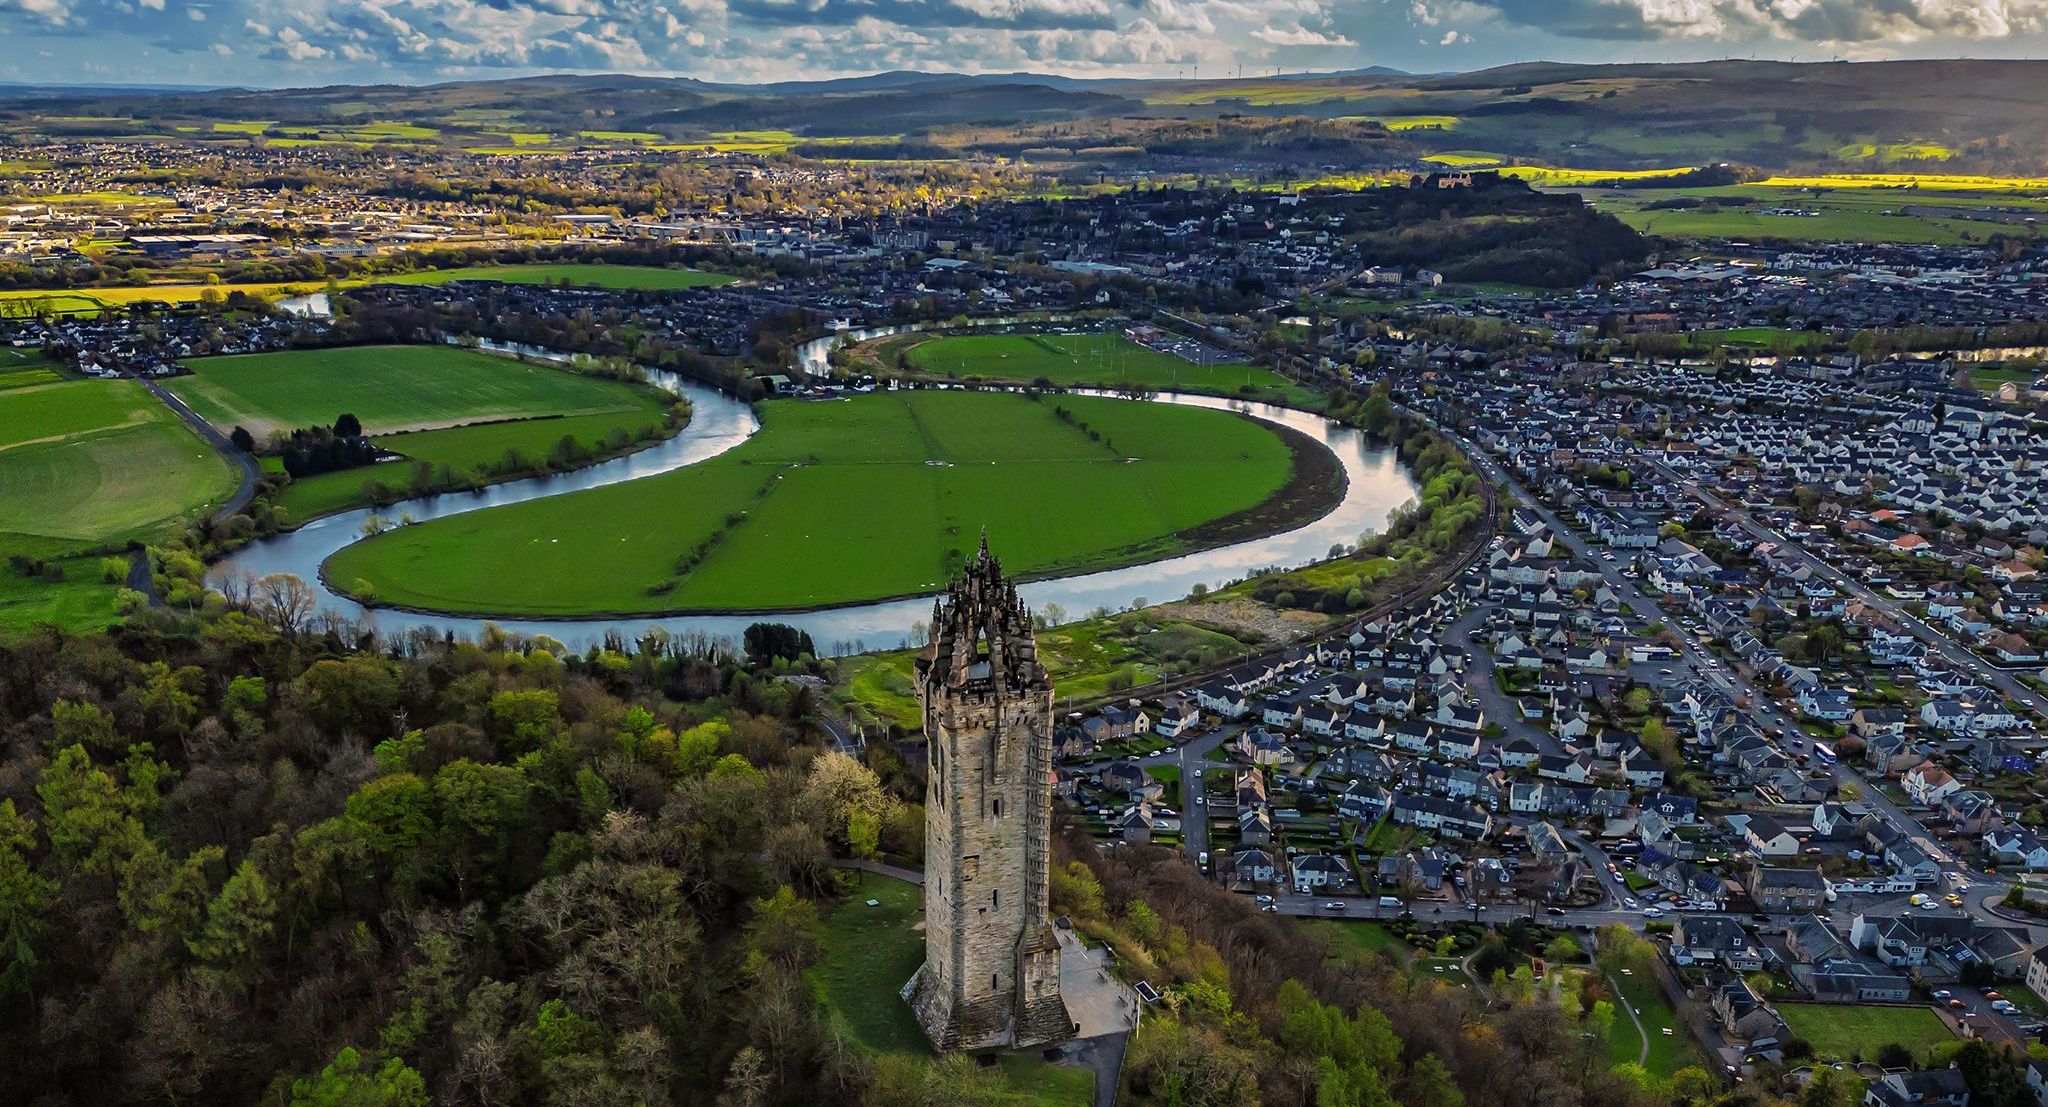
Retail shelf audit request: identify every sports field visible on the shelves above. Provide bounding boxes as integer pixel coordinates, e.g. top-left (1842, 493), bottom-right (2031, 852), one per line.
top-left (0, 378), bottom-right (239, 559)
top-left (381, 263), bottom-right (738, 291)
top-left (166, 345), bottom-right (675, 520)
top-left (327, 390), bottom-right (1308, 615)
top-left (901, 332), bottom-right (1290, 395)
top-left (1777, 1003), bottom-right (1952, 1064)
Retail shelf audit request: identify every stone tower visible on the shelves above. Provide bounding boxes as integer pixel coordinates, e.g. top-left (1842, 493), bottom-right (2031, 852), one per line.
top-left (906, 536), bottom-right (1072, 1052)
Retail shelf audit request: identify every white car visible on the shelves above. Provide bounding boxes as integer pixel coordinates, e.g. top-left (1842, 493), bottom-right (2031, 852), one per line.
top-left (1643, 907), bottom-right (1664, 919)
top-left (1623, 897), bottom-right (1640, 910)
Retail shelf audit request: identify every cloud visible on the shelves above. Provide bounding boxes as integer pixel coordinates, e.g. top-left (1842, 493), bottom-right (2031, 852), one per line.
top-left (1457, 0), bottom-right (2048, 43)
top-left (1, 0), bottom-right (2044, 84)
top-left (1251, 21), bottom-right (1356, 46)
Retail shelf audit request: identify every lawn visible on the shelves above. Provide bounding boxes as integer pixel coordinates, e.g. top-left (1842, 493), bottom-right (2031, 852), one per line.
top-left (812, 875), bottom-right (1087, 1104)
top-left (327, 390), bottom-right (1307, 616)
top-left (1777, 1003), bottom-right (1953, 1064)
top-left (901, 331), bottom-right (1292, 398)
top-left (812, 875), bottom-right (931, 1054)
top-left (165, 345), bottom-right (655, 438)
top-left (1302, 920), bottom-right (1415, 964)
top-left (381, 263), bottom-right (738, 291)
top-left (1607, 967), bottom-right (1703, 1078)
top-left (0, 378), bottom-right (239, 559)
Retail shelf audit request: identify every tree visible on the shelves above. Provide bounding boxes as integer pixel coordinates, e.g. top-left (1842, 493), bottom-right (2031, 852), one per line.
top-left (1543, 934), bottom-right (1581, 963)
top-left (742, 622), bottom-right (814, 665)
top-left (190, 857), bottom-right (277, 963)
top-left (288, 1046), bottom-right (428, 1107)
top-left (230, 425), bottom-right (256, 452)
top-left (333, 412), bottom-right (363, 439)
top-left (1805, 1064), bottom-right (1862, 1107)
top-left (0, 800), bottom-right (54, 1000)
top-left (800, 750), bottom-right (893, 851)
top-left (1401, 1053), bottom-right (1465, 1107)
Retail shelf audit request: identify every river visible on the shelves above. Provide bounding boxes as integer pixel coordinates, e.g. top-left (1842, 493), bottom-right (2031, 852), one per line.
top-left (211, 334), bottom-right (1418, 654)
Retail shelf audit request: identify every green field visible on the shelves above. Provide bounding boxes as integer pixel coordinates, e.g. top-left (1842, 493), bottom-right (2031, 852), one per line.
top-left (165, 345), bottom-right (674, 520)
top-left (166, 345), bottom-right (652, 437)
top-left (902, 332), bottom-right (1291, 396)
top-left (381, 263), bottom-right (738, 291)
top-left (0, 348), bottom-right (62, 392)
top-left (1778, 1003), bottom-right (1953, 1064)
top-left (327, 389), bottom-right (1306, 615)
top-left (0, 378), bottom-right (239, 560)
top-left (1588, 183), bottom-right (2048, 245)
top-left (0, 280), bottom-right (337, 317)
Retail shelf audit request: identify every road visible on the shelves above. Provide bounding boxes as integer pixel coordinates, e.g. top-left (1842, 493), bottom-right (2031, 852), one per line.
top-left (1442, 604), bottom-right (1564, 756)
top-left (1651, 458), bottom-right (2048, 724)
top-left (141, 375), bottom-right (262, 523)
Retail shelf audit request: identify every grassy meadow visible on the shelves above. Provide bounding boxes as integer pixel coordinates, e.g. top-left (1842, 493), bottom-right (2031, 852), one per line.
top-left (381, 263), bottom-right (738, 291)
top-left (166, 345), bottom-right (653, 437)
top-left (900, 331), bottom-right (1293, 397)
top-left (0, 377), bottom-right (239, 561)
top-left (326, 390), bottom-right (1303, 615)
top-left (166, 345), bottom-right (675, 520)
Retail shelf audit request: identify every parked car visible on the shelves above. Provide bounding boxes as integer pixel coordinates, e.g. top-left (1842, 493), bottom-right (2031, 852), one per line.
top-left (1323, 901), bottom-right (1347, 913)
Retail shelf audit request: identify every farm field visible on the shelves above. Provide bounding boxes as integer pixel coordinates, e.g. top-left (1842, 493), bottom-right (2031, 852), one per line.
top-left (0, 378), bottom-right (239, 560)
top-left (900, 331), bottom-right (1295, 397)
top-left (0, 348), bottom-right (64, 391)
top-left (1777, 1003), bottom-right (1953, 1064)
top-left (326, 390), bottom-right (1309, 615)
top-left (1584, 182), bottom-right (2048, 244)
top-left (1498, 165), bottom-right (1696, 185)
top-left (165, 345), bottom-right (655, 437)
top-left (381, 263), bottom-right (738, 291)
top-left (164, 345), bottom-right (675, 520)
top-left (0, 279), bottom-right (337, 316)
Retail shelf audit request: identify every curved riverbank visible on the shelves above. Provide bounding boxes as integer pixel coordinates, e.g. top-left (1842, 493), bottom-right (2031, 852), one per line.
top-left (211, 348), bottom-right (1417, 654)
top-left (316, 397), bottom-right (1350, 619)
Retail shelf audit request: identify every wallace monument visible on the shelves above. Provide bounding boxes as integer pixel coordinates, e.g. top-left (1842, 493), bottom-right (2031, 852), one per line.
top-left (905, 537), bottom-right (1075, 1052)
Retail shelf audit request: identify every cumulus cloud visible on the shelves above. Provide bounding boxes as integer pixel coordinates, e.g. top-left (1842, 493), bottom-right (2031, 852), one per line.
top-left (1458, 0), bottom-right (2048, 43)
top-left (0, 0), bottom-right (2043, 84)
top-left (1251, 21), bottom-right (1356, 46)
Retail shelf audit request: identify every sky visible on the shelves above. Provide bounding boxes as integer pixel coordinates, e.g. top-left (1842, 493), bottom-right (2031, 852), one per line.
top-left (1, 0), bottom-right (2046, 87)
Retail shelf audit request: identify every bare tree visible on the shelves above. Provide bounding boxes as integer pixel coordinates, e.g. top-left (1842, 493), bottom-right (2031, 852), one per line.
top-left (253, 573), bottom-right (316, 634)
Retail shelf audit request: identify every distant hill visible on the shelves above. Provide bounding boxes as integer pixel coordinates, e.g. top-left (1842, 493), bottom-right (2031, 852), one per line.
top-left (4, 59), bottom-right (2046, 174)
